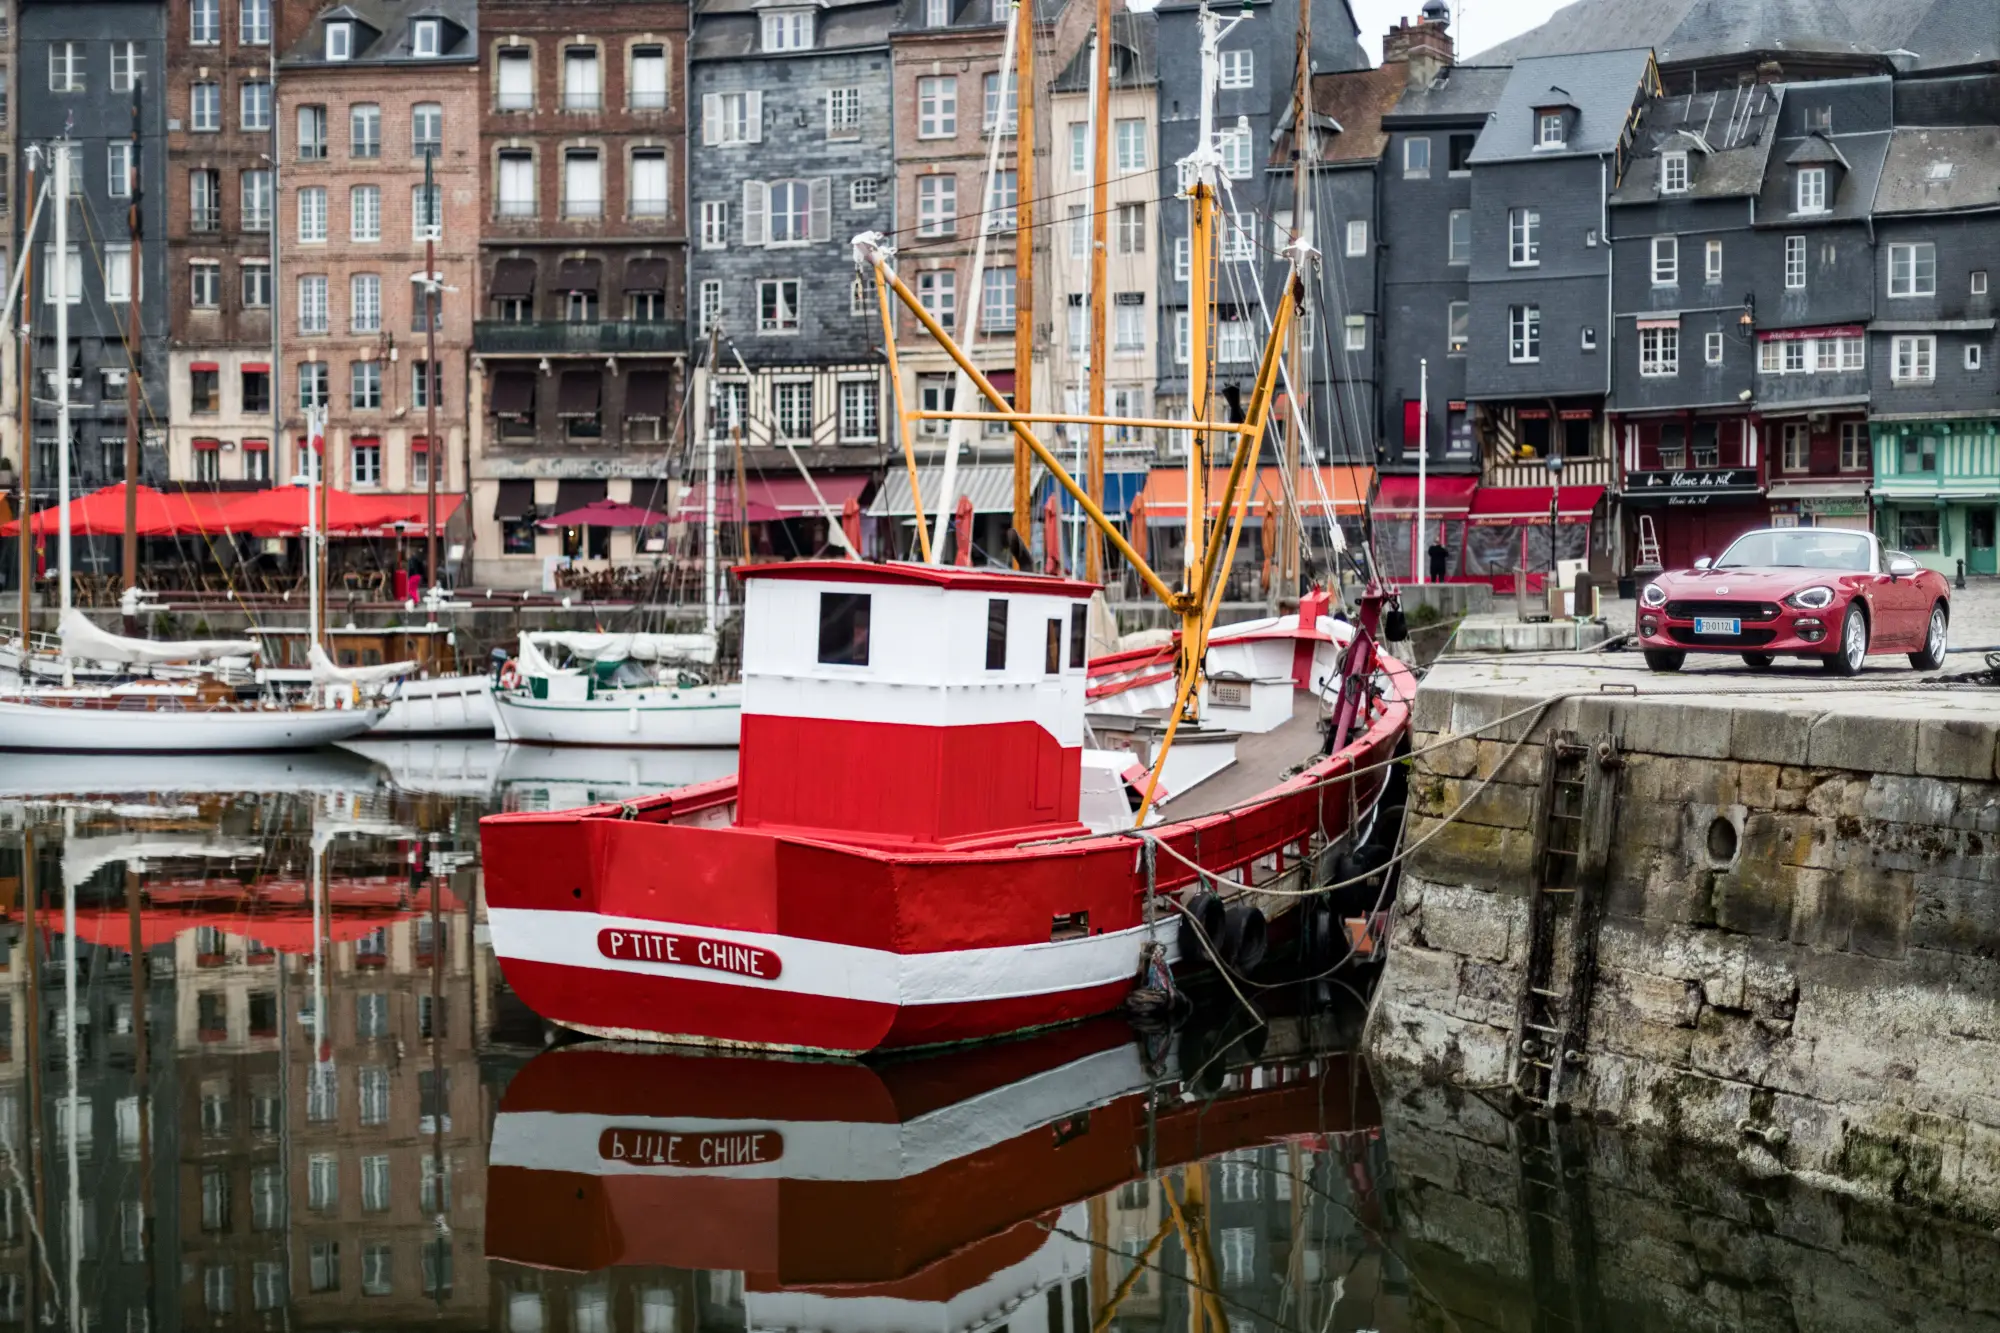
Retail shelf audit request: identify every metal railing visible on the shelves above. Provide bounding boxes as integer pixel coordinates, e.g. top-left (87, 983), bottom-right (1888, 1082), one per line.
top-left (473, 320), bottom-right (687, 355)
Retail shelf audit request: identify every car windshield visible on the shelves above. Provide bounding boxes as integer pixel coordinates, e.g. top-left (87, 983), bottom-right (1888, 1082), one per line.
top-left (1713, 529), bottom-right (1872, 571)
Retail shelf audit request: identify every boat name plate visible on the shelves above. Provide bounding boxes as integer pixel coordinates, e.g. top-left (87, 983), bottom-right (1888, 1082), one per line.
top-left (599, 1127), bottom-right (785, 1168)
top-left (597, 928), bottom-right (784, 980)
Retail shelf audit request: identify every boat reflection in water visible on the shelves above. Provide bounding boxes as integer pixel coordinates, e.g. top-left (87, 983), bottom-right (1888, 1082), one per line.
top-left (488, 1010), bottom-right (1398, 1332)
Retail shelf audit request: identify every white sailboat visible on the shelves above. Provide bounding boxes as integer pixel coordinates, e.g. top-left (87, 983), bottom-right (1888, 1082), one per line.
top-left (0, 143), bottom-right (382, 752)
top-left (488, 628), bottom-right (742, 747)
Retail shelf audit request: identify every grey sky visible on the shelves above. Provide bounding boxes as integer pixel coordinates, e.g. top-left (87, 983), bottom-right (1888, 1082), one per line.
top-left (1348, 0), bottom-right (1569, 62)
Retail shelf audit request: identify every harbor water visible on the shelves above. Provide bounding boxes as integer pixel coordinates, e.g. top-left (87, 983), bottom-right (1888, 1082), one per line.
top-left (0, 742), bottom-right (1990, 1332)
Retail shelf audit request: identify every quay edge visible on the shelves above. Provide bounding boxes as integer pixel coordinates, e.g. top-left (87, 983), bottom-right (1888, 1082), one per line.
top-left (1365, 651), bottom-right (2000, 1225)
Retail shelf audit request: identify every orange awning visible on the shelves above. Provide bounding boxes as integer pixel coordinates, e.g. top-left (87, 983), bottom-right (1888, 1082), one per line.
top-left (1136, 466), bottom-right (1373, 520)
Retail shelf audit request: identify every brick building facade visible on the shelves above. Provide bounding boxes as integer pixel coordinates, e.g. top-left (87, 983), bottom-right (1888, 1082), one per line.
top-left (276, 0), bottom-right (479, 547)
top-left (469, 0), bottom-right (690, 584)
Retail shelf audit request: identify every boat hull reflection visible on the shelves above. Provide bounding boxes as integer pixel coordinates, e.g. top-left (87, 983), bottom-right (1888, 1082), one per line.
top-left (487, 1015), bottom-right (1378, 1306)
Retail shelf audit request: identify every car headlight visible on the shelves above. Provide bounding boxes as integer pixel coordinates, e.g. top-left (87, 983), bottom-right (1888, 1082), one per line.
top-left (1786, 586), bottom-right (1835, 610)
top-left (1640, 582), bottom-right (1667, 608)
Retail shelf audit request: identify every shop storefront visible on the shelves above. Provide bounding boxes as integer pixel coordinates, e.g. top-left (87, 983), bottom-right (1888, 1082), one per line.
top-left (1619, 467), bottom-right (1768, 570)
top-left (1370, 474), bottom-right (1478, 583)
top-left (1766, 479), bottom-right (1872, 532)
top-left (1460, 485), bottom-right (1606, 593)
top-left (1870, 418), bottom-right (2000, 576)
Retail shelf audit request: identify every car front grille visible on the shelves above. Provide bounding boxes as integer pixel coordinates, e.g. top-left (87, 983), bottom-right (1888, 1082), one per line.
top-left (1663, 599), bottom-right (1783, 622)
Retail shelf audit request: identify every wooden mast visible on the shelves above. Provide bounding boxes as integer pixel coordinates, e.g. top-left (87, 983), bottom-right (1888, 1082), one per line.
top-left (1010, 0), bottom-right (1035, 564)
top-left (1084, 0), bottom-right (1111, 582)
top-left (423, 148), bottom-right (440, 612)
top-left (1279, 0), bottom-right (1311, 608)
top-left (122, 82), bottom-right (143, 621)
top-left (16, 154), bottom-right (33, 651)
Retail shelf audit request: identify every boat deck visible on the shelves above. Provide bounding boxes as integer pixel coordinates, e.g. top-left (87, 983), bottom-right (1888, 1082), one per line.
top-left (1157, 693), bottom-right (1329, 821)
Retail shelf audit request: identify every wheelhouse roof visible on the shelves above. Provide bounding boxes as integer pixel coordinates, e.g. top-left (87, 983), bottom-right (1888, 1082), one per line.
top-left (736, 560), bottom-right (1102, 598)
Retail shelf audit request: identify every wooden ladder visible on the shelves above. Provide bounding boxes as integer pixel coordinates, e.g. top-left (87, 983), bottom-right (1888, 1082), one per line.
top-left (1510, 730), bottom-right (1622, 1111)
top-left (1635, 513), bottom-right (1662, 570)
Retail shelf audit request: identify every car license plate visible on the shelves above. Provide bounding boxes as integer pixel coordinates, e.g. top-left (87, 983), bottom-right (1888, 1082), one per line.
top-left (1693, 617), bottom-right (1741, 637)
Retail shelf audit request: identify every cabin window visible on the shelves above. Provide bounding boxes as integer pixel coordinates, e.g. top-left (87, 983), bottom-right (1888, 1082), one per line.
top-left (985, 599), bottom-right (1009, 670)
top-left (1045, 620), bottom-right (1062, 675)
top-left (1069, 604), bottom-right (1087, 670)
top-left (816, 593), bottom-right (871, 666)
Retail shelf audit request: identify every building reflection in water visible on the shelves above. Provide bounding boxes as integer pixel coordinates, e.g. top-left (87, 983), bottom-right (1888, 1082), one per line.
top-left (0, 755), bottom-right (1413, 1333)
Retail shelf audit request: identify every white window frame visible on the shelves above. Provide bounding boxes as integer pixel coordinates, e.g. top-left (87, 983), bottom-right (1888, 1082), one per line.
top-left (1661, 151), bottom-right (1688, 194)
top-left (1218, 126), bottom-right (1253, 180)
top-left (1508, 305), bottom-right (1540, 364)
top-left (496, 150), bottom-right (535, 217)
top-left (1115, 119), bottom-right (1146, 171)
top-left (107, 144), bottom-right (134, 199)
top-left (191, 0), bottom-right (220, 45)
top-left (762, 11), bottom-right (814, 52)
top-left (350, 184), bottom-right (380, 242)
top-left (1887, 242), bottom-right (1937, 298)
top-left (1403, 136), bottom-right (1430, 179)
top-left (828, 86), bottom-right (861, 137)
top-left (298, 187), bottom-right (327, 243)
top-left (1651, 236), bottom-right (1677, 286)
top-left (851, 178), bottom-right (879, 209)
top-left (917, 174), bottom-right (956, 237)
top-left (1447, 300), bottom-right (1468, 353)
top-left (917, 76), bottom-right (956, 139)
top-left (758, 278), bottom-right (802, 333)
top-left (838, 378), bottom-right (879, 442)
top-left (1967, 342), bottom-right (1984, 371)
top-left (1780, 422), bottom-right (1809, 473)
top-left (561, 150), bottom-right (603, 219)
top-left (1447, 209), bottom-right (1470, 265)
top-left (1891, 334), bottom-right (1936, 384)
top-left (562, 46), bottom-right (602, 112)
top-left (242, 0), bottom-right (272, 46)
top-left (697, 279), bottom-right (722, 335)
top-left (1784, 235), bottom-right (1806, 290)
top-left (1839, 421), bottom-right (1868, 471)
top-left (705, 91), bottom-right (761, 145)
top-left (1796, 166), bottom-right (1827, 214)
top-left (297, 276), bottom-right (328, 334)
top-left (190, 82), bottom-right (221, 133)
top-left (1705, 331), bottom-right (1723, 366)
top-left (1974, 269), bottom-right (1990, 295)
top-left (1345, 220), bottom-right (1367, 258)
top-left (350, 273), bottom-right (381, 333)
top-left (326, 22), bottom-right (353, 60)
top-left (1508, 208), bottom-right (1539, 267)
top-left (190, 260), bottom-right (220, 309)
top-left (1218, 49), bottom-right (1253, 89)
top-left (1639, 326), bottom-right (1679, 377)
top-left (111, 41), bottom-right (142, 93)
top-left (50, 42), bottom-right (84, 92)
top-left (630, 44), bottom-right (669, 110)
top-left (1344, 316), bottom-right (1365, 352)
top-left (630, 149), bottom-right (669, 218)
top-left (700, 200), bottom-right (729, 249)
top-left (1705, 238), bottom-right (1723, 284)
top-left (1536, 111), bottom-right (1565, 149)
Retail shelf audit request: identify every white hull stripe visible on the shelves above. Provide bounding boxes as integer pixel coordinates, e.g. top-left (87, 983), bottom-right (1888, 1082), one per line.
top-left (490, 1046), bottom-right (1149, 1180)
top-left (488, 907), bottom-right (1179, 1008)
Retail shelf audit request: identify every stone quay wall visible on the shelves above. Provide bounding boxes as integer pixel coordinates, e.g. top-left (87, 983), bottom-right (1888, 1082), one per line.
top-left (1377, 1079), bottom-right (2000, 1333)
top-left (1366, 669), bottom-right (2000, 1224)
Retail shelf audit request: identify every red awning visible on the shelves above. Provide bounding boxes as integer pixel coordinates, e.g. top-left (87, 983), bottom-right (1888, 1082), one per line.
top-left (1373, 475), bottom-right (1479, 517)
top-left (677, 474), bottom-right (870, 518)
top-left (190, 361), bottom-right (220, 373)
top-left (1, 484), bottom-right (231, 538)
top-left (192, 438), bottom-right (221, 451)
top-left (208, 486), bottom-right (466, 537)
top-left (242, 438), bottom-right (270, 451)
top-left (242, 361), bottom-right (270, 373)
top-left (1468, 485), bottom-right (1606, 526)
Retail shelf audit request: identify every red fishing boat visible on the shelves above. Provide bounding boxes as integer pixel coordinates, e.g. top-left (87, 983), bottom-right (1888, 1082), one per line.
top-left (479, 562), bottom-right (1409, 1053)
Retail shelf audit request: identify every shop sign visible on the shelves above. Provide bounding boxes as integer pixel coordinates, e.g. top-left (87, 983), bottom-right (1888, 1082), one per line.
top-left (1623, 469), bottom-right (1761, 504)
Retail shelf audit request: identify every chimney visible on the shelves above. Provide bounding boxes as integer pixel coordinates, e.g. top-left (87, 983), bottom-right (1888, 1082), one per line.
top-left (1383, 12), bottom-right (1455, 91)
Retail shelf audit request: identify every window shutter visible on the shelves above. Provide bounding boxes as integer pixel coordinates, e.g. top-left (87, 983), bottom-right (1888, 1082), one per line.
top-left (810, 177), bottom-right (832, 243)
top-left (743, 181), bottom-right (767, 247)
top-left (702, 93), bottom-right (721, 146)
top-left (745, 90), bottom-right (763, 143)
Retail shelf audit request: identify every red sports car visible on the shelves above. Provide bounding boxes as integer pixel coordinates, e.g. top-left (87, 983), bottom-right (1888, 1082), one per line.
top-left (1636, 528), bottom-right (1950, 675)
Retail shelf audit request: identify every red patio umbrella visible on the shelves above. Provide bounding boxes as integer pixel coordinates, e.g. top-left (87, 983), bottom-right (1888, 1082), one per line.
top-left (1042, 493), bottom-right (1063, 575)
top-left (0, 483), bottom-right (205, 538)
top-left (211, 486), bottom-right (462, 537)
top-left (1129, 495), bottom-right (1149, 564)
top-left (1259, 496), bottom-right (1277, 594)
top-left (954, 494), bottom-right (976, 567)
top-left (536, 497), bottom-right (670, 528)
top-left (840, 495), bottom-right (863, 557)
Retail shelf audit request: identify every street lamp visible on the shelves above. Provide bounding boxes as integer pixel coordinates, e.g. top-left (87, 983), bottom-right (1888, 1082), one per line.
top-left (1546, 452), bottom-right (1565, 579)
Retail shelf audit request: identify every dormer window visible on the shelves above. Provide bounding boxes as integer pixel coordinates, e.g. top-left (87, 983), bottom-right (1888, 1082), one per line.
top-left (1537, 111), bottom-right (1565, 149)
top-left (1797, 166), bottom-right (1827, 214)
top-left (1661, 151), bottom-right (1689, 195)
top-left (326, 21), bottom-right (353, 60)
top-left (924, 0), bottom-right (949, 26)
top-left (762, 10), bottom-right (814, 52)
top-left (413, 19), bottom-right (440, 57)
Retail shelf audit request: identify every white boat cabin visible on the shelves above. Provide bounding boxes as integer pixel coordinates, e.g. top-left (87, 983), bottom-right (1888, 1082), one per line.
top-left (735, 561), bottom-right (1101, 847)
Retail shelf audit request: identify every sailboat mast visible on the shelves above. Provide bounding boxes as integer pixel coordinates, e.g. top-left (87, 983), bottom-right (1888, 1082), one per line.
top-left (123, 85), bottom-right (142, 607)
top-left (703, 325), bottom-right (720, 633)
top-left (1085, 0), bottom-right (1111, 582)
top-left (424, 148), bottom-right (440, 613)
top-left (16, 152), bottom-right (34, 648)
top-left (1280, 0), bottom-right (1311, 607)
top-left (54, 140), bottom-right (72, 621)
top-left (1011, 0), bottom-right (1036, 563)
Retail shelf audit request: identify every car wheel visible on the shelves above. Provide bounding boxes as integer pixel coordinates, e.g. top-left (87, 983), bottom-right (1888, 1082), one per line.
top-left (1741, 653), bottom-right (1775, 670)
top-left (1822, 604), bottom-right (1867, 676)
top-left (1643, 649), bottom-right (1685, 673)
top-left (1909, 602), bottom-right (1948, 671)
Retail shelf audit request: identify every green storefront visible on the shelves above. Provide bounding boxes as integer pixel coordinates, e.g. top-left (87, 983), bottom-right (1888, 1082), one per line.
top-left (1871, 419), bottom-right (2000, 575)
